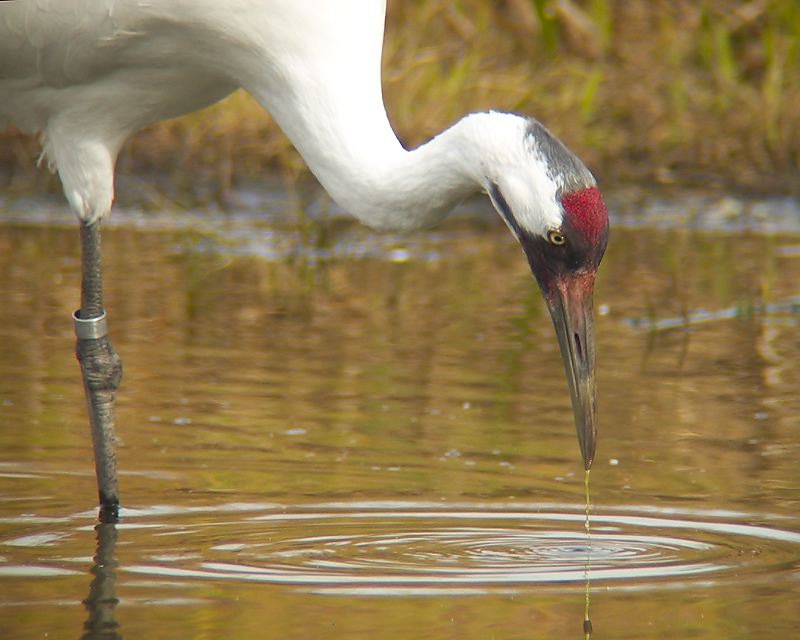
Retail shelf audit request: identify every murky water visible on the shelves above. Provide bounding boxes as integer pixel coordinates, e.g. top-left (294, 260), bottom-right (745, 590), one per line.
top-left (1, 190), bottom-right (799, 638)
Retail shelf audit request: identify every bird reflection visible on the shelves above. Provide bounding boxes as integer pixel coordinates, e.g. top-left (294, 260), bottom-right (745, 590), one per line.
top-left (81, 522), bottom-right (121, 640)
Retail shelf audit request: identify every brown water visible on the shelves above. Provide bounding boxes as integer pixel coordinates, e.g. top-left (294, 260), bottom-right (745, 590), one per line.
top-left (1, 194), bottom-right (799, 639)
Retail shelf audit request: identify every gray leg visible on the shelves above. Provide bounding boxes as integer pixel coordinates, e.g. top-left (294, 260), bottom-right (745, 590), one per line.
top-left (73, 221), bottom-right (122, 523)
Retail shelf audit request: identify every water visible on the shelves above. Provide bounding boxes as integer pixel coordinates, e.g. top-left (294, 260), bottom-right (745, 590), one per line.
top-left (1, 190), bottom-right (799, 638)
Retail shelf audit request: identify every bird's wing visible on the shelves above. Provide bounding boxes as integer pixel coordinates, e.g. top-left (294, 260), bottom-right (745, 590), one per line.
top-left (0, 0), bottom-right (145, 84)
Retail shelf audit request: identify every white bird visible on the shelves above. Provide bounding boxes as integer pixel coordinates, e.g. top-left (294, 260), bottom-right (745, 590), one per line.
top-left (0, 0), bottom-right (609, 521)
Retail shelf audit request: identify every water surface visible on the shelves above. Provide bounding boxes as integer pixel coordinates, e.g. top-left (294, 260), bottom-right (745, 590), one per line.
top-left (1, 190), bottom-right (799, 638)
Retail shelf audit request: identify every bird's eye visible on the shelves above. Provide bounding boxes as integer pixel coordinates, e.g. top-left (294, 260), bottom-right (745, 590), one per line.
top-left (548, 230), bottom-right (566, 246)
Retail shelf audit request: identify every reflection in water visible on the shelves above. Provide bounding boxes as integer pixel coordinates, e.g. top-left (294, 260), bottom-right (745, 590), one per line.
top-left (82, 523), bottom-right (121, 640)
top-left (624, 295), bottom-right (800, 332)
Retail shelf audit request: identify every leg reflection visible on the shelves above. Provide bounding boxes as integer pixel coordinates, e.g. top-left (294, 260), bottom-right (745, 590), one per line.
top-left (82, 522), bottom-right (121, 640)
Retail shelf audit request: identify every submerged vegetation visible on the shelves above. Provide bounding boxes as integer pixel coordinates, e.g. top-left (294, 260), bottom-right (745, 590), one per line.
top-left (2, 0), bottom-right (800, 196)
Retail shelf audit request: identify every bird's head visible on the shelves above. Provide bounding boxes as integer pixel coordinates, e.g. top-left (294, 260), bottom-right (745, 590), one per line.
top-left (483, 116), bottom-right (609, 469)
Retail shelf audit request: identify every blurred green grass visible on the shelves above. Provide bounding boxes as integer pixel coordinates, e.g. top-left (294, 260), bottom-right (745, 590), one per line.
top-left (2, 0), bottom-right (799, 197)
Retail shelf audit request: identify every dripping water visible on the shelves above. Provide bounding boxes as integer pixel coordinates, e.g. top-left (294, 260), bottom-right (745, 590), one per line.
top-left (584, 468), bottom-right (592, 638)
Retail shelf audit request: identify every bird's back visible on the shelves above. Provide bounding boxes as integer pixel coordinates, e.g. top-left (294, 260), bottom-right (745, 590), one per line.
top-left (0, 0), bottom-right (251, 223)
top-left (0, 0), bottom-right (120, 82)
top-left (0, 0), bottom-right (240, 141)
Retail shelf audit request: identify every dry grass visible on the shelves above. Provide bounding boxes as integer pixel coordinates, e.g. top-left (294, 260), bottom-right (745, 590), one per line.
top-left (2, 0), bottom-right (799, 196)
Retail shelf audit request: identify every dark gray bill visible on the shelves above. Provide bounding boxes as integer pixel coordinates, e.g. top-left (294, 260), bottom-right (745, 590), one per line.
top-left (545, 272), bottom-right (597, 469)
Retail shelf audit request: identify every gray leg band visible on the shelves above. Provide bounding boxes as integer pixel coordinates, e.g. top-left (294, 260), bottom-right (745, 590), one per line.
top-left (74, 310), bottom-right (108, 340)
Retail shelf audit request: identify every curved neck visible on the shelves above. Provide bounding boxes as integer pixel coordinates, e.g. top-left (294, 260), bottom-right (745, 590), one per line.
top-left (226, 1), bottom-right (483, 231)
top-left (247, 71), bottom-right (482, 233)
top-left (302, 121), bottom-right (482, 232)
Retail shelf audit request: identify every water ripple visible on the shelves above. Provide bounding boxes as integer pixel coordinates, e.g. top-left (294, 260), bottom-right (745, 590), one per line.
top-left (120, 503), bottom-right (800, 594)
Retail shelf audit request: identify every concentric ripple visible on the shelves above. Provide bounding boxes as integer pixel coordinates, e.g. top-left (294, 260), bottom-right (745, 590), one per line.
top-left (123, 502), bottom-right (800, 595)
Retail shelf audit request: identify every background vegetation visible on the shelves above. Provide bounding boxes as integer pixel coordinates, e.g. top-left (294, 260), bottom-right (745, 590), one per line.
top-left (2, 0), bottom-right (800, 197)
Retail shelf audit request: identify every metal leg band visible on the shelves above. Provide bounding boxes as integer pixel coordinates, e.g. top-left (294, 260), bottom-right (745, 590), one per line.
top-left (73, 310), bottom-right (108, 340)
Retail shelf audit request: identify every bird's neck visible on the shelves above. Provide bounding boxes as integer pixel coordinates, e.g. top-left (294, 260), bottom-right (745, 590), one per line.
top-left (230, 1), bottom-right (490, 232)
top-left (250, 85), bottom-right (486, 232)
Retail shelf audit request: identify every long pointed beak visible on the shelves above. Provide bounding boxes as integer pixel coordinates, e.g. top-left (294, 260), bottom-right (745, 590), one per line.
top-left (545, 272), bottom-right (598, 470)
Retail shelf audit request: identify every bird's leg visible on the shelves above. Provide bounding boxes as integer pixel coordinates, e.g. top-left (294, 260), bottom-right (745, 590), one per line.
top-left (74, 221), bottom-right (122, 523)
